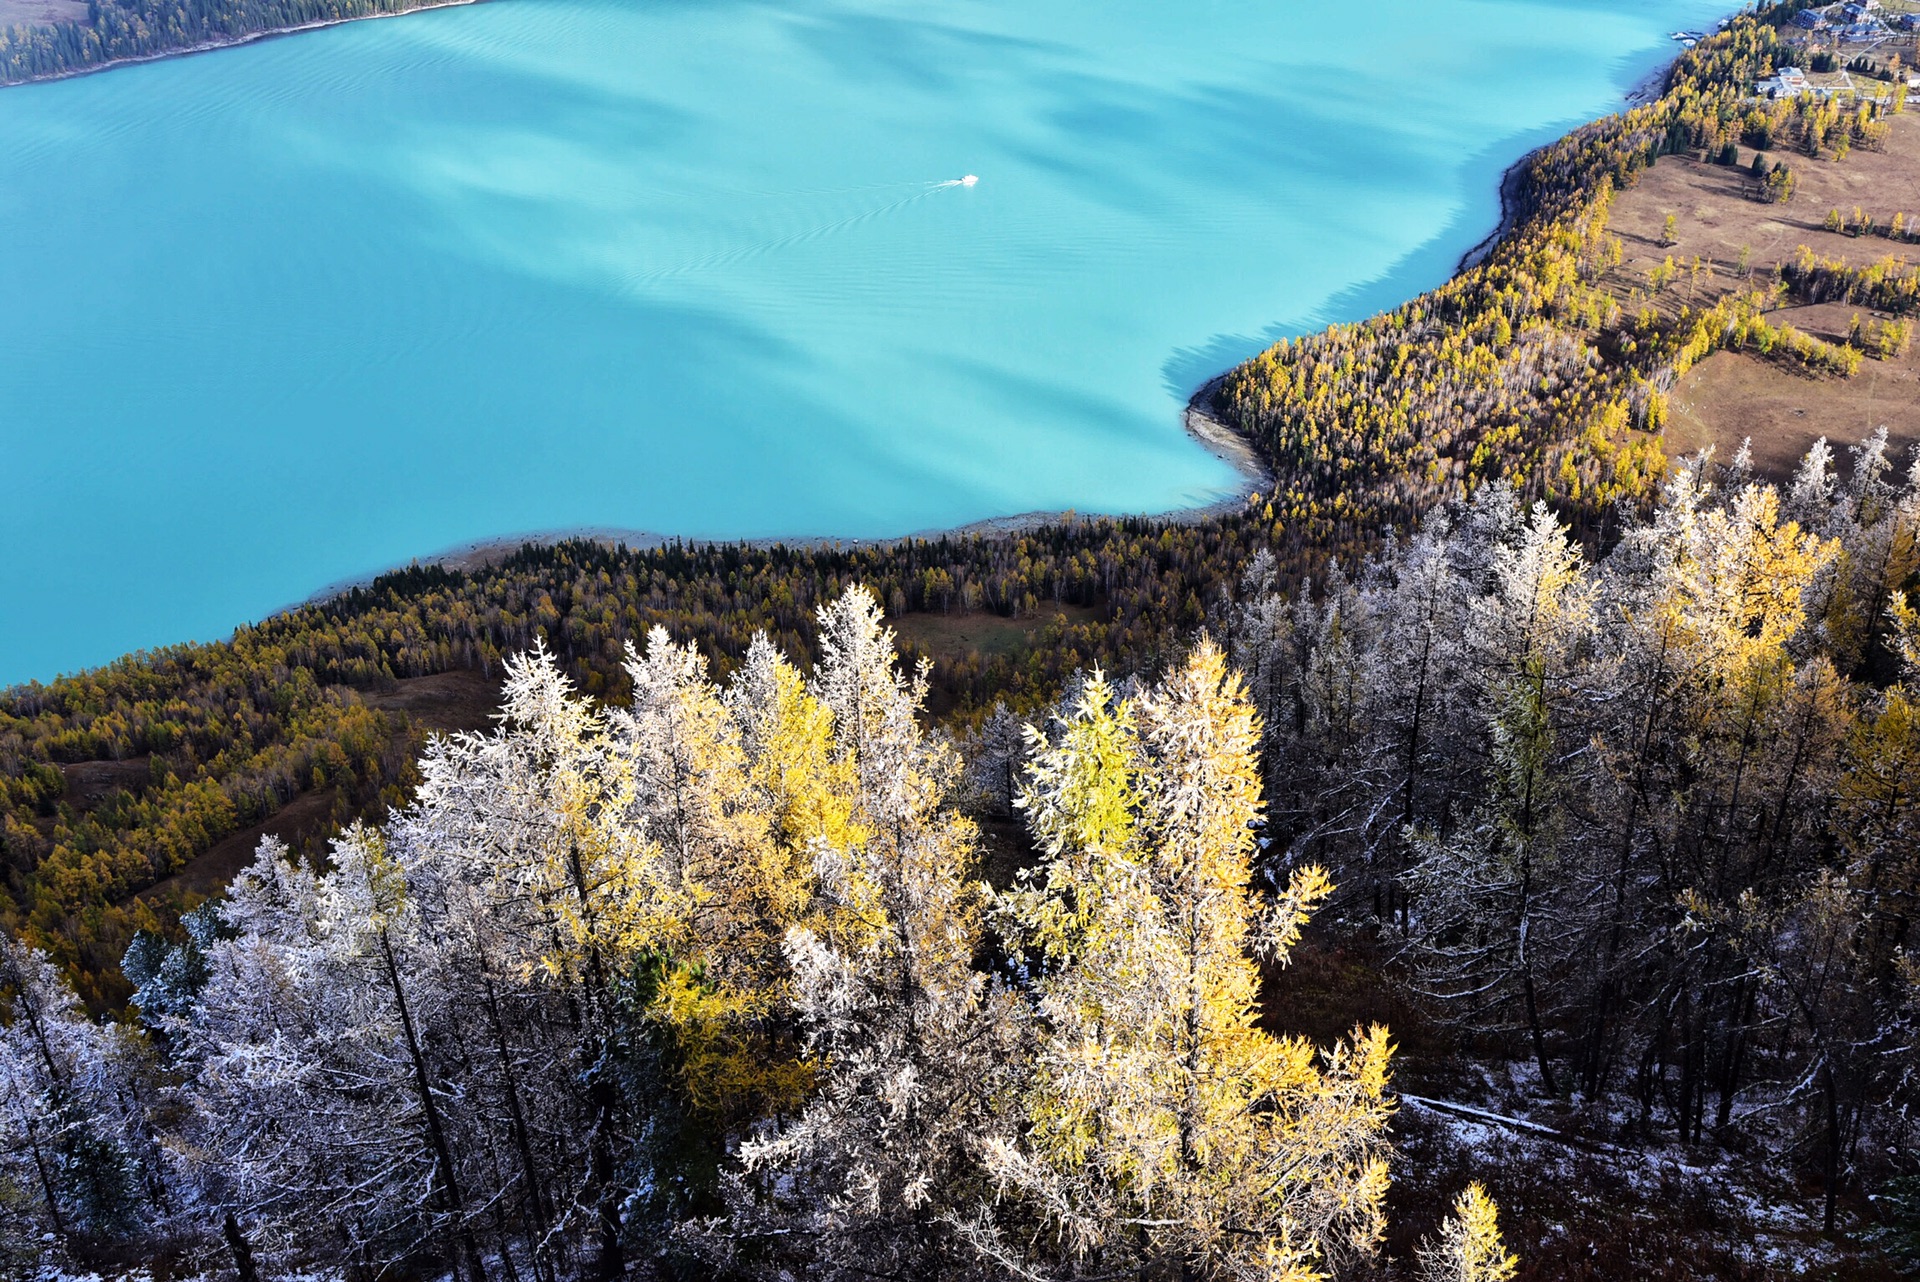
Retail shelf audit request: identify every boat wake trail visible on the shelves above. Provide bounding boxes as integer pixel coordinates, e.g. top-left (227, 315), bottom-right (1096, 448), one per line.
top-left (630, 175), bottom-right (979, 286)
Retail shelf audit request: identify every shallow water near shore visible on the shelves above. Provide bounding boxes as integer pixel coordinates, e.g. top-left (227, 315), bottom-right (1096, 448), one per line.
top-left (1, 0), bottom-right (1727, 685)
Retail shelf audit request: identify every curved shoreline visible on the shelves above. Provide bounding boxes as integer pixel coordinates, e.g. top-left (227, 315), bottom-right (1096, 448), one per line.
top-left (1455, 146), bottom-right (1540, 276)
top-left (303, 50), bottom-right (1682, 610)
top-left (1452, 50), bottom-right (1680, 276)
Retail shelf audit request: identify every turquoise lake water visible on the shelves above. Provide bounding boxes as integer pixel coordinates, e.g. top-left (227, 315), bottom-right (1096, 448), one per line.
top-left (1, 0), bottom-right (1730, 685)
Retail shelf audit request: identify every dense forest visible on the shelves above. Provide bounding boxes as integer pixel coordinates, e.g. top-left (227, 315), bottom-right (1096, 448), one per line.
top-left (7, 440), bottom-right (1917, 1279)
top-left (3, 588), bottom-right (1494, 1281)
top-left (1216, 0), bottom-right (1897, 549)
top-left (2, 0), bottom-right (1870, 1010)
top-left (7, 0), bottom-right (1920, 1276)
top-left (1221, 435), bottom-right (1920, 1237)
top-left (0, 517), bottom-right (1280, 1009)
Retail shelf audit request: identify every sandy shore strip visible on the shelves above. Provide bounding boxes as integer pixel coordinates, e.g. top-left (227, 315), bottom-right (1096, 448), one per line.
top-left (1453, 39), bottom-right (1695, 274)
top-left (300, 386), bottom-right (1270, 607)
top-left (1455, 146), bottom-right (1541, 275)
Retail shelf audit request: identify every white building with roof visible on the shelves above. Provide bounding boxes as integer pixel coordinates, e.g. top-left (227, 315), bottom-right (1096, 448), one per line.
top-left (1758, 65), bottom-right (1811, 97)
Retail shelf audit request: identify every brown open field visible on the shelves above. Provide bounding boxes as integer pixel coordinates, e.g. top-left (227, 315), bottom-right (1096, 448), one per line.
top-left (139, 786), bottom-right (345, 904)
top-left (1605, 114), bottom-right (1920, 479)
top-left (362, 666), bottom-right (502, 736)
top-left (1607, 116), bottom-right (1920, 299)
top-left (890, 605), bottom-right (1100, 664)
top-left (60, 757), bottom-right (153, 811)
top-left (1667, 303), bottom-right (1920, 477)
top-left (0, 0), bottom-right (86, 26)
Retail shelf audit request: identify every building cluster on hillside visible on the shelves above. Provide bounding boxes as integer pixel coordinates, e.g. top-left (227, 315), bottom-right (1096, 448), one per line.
top-left (1789, 0), bottom-right (1905, 39)
top-left (1755, 0), bottom-right (1920, 101)
top-left (1753, 62), bottom-right (1916, 99)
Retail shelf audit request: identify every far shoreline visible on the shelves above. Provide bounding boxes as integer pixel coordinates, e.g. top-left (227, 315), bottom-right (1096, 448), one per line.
top-left (0, 0), bottom-right (479, 90)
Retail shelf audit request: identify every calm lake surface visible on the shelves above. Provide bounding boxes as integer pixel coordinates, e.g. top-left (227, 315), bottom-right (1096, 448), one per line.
top-left (1, 0), bottom-right (1728, 685)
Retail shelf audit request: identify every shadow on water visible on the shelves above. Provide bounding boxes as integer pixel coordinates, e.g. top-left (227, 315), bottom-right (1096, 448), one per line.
top-left (1158, 112), bottom-right (1609, 398)
top-left (1005, 57), bottom-right (1456, 222)
top-left (367, 0), bottom-right (1680, 413)
top-left (1155, 3), bottom-right (1717, 397)
top-left (785, 3), bottom-right (1068, 93)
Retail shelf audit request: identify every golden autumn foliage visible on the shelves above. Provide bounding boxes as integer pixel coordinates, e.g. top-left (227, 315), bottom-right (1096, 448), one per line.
top-left (987, 645), bottom-right (1395, 1280)
top-left (1416, 1183), bottom-right (1518, 1282)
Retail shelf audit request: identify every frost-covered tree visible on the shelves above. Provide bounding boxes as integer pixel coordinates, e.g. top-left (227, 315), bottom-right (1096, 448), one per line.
top-left (390, 638), bottom-right (792, 1277)
top-left (1404, 501), bottom-right (1595, 1095)
top-left (1218, 437), bottom-right (1920, 1219)
top-left (122, 902), bottom-right (223, 1030)
top-left (168, 832), bottom-right (500, 1278)
top-left (725, 628), bottom-right (858, 878)
top-left (718, 587), bottom-right (1021, 1280)
top-left (966, 699), bottom-right (1029, 820)
top-left (33, 585), bottom-right (1532, 1277)
top-left (0, 934), bottom-right (148, 1245)
top-left (1416, 1183), bottom-right (1517, 1282)
top-left (980, 643), bottom-right (1394, 1280)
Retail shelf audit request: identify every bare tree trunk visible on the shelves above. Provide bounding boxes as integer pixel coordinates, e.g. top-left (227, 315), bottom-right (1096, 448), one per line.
top-left (379, 929), bottom-right (488, 1282)
top-left (1585, 635), bottom-right (1670, 1097)
top-left (223, 1212), bottom-right (260, 1282)
top-left (1518, 906), bottom-right (1557, 1097)
top-left (25, 1116), bottom-right (68, 1239)
top-left (1823, 1062), bottom-right (1842, 1236)
top-left (565, 843), bottom-right (626, 1282)
top-left (584, 1067), bottom-right (626, 1282)
top-left (1714, 982), bottom-right (1756, 1135)
top-left (476, 945), bottom-right (555, 1277)
top-left (1677, 989), bottom-right (1697, 1144)
top-left (1513, 660), bottom-right (1557, 1098)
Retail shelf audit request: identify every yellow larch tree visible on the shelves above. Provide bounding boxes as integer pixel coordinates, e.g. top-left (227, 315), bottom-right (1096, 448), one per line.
top-left (986, 641), bottom-right (1394, 1281)
top-left (1416, 1183), bottom-right (1518, 1282)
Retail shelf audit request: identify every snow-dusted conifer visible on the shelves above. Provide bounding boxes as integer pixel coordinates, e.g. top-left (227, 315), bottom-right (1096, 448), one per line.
top-left (0, 934), bottom-right (148, 1242)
